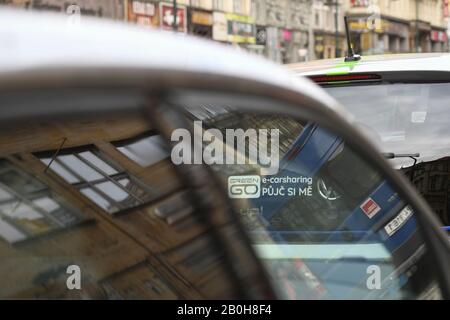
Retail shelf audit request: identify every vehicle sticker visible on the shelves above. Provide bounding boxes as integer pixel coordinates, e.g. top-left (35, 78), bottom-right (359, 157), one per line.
top-left (228, 175), bottom-right (261, 199)
top-left (360, 197), bottom-right (381, 219)
top-left (384, 206), bottom-right (413, 237)
top-left (411, 111), bottom-right (427, 123)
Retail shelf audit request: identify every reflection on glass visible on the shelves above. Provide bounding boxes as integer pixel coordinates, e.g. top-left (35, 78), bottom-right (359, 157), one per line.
top-left (116, 135), bottom-right (169, 167)
top-left (39, 148), bottom-right (156, 214)
top-left (58, 154), bottom-right (103, 182)
top-left (0, 160), bottom-right (87, 243)
top-left (324, 83), bottom-right (450, 227)
top-left (324, 83), bottom-right (450, 168)
top-left (189, 109), bottom-right (439, 300)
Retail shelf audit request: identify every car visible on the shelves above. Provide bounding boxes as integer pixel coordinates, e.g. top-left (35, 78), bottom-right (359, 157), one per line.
top-left (287, 53), bottom-right (450, 231)
top-left (0, 8), bottom-right (449, 300)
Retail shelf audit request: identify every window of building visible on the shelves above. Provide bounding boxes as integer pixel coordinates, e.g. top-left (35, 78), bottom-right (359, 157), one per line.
top-left (115, 134), bottom-right (169, 167)
top-left (39, 148), bottom-right (157, 214)
top-left (0, 160), bottom-right (87, 244)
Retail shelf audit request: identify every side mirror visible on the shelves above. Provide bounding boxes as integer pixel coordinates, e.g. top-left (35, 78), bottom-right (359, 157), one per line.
top-left (151, 87), bottom-right (450, 300)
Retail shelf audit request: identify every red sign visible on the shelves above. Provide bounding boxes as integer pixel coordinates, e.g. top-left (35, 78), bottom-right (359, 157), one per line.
top-left (360, 198), bottom-right (381, 219)
top-left (159, 2), bottom-right (187, 33)
top-left (283, 29), bottom-right (292, 42)
top-left (444, 0), bottom-right (449, 18)
top-left (431, 31), bottom-right (448, 42)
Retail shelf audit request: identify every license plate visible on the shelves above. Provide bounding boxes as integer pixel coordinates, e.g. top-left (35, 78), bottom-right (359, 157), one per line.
top-left (384, 206), bottom-right (413, 237)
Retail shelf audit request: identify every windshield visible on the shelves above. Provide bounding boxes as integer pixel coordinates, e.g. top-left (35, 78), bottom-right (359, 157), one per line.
top-left (324, 83), bottom-right (450, 168)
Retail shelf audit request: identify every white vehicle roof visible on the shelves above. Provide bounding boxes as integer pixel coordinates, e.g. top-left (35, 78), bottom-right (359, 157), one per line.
top-left (287, 53), bottom-right (450, 76)
top-left (0, 8), bottom-right (338, 110)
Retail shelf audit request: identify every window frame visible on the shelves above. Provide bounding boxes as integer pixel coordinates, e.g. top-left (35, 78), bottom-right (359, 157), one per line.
top-left (36, 146), bottom-right (157, 215)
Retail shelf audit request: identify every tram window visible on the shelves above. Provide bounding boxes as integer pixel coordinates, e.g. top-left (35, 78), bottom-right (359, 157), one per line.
top-left (0, 160), bottom-right (87, 243)
top-left (114, 134), bottom-right (169, 167)
top-left (39, 148), bottom-right (158, 214)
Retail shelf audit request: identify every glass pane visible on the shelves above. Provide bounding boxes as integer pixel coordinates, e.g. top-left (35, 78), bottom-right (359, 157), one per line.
top-left (0, 218), bottom-right (26, 243)
top-left (187, 106), bottom-right (440, 300)
top-left (0, 202), bottom-right (43, 220)
top-left (40, 158), bottom-right (80, 183)
top-left (33, 197), bottom-right (60, 213)
top-left (78, 151), bottom-right (118, 175)
top-left (95, 181), bottom-right (129, 202)
top-left (0, 187), bottom-right (13, 201)
top-left (0, 163), bottom-right (45, 194)
top-left (40, 149), bottom-right (156, 214)
top-left (323, 83), bottom-right (450, 228)
top-left (0, 161), bottom-right (88, 242)
top-left (57, 154), bottom-right (103, 182)
top-left (117, 135), bottom-right (169, 167)
top-left (80, 187), bottom-right (112, 212)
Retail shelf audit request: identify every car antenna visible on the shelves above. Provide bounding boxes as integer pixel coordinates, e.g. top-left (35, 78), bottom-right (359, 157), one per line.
top-left (344, 16), bottom-right (361, 62)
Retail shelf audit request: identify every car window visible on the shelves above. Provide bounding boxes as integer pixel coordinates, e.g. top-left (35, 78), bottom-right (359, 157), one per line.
top-left (323, 83), bottom-right (450, 226)
top-left (177, 95), bottom-right (441, 300)
top-left (0, 106), bottom-right (268, 299)
top-left (324, 83), bottom-right (450, 167)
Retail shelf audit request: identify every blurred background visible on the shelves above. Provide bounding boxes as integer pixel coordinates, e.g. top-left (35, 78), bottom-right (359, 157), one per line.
top-left (1, 0), bottom-right (449, 63)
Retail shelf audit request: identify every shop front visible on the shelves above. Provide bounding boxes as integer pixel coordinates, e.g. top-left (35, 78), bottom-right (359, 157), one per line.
top-left (189, 9), bottom-right (213, 39)
top-left (212, 11), bottom-right (228, 43)
top-left (430, 29), bottom-right (448, 52)
top-left (127, 0), bottom-right (157, 27)
top-left (159, 1), bottom-right (187, 33)
top-left (410, 20), bottom-right (431, 53)
top-left (226, 13), bottom-right (256, 49)
top-left (29, 0), bottom-right (123, 19)
top-left (313, 32), bottom-right (345, 60)
top-left (348, 16), bottom-right (410, 54)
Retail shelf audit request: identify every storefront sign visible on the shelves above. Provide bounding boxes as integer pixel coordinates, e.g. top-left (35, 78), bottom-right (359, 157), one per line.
top-left (283, 29), bottom-right (292, 42)
top-left (226, 13), bottom-right (255, 44)
top-left (31, 1), bottom-right (103, 16)
top-left (159, 2), bottom-right (187, 33)
top-left (314, 35), bottom-right (324, 53)
top-left (191, 10), bottom-right (213, 26)
top-left (256, 26), bottom-right (267, 46)
top-left (349, 18), bottom-right (387, 33)
top-left (213, 11), bottom-right (228, 41)
top-left (129, 1), bottom-right (156, 27)
top-left (431, 30), bottom-right (448, 42)
top-left (351, 0), bottom-right (370, 7)
top-left (132, 1), bottom-right (155, 16)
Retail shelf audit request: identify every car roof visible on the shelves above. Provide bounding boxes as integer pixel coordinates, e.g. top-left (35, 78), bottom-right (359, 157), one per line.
top-left (287, 53), bottom-right (450, 76)
top-left (0, 8), bottom-right (336, 108)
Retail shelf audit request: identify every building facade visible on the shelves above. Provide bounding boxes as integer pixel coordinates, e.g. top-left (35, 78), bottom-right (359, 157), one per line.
top-left (312, 0), bottom-right (347, 59)
top-left (1, 0), bottom-right (449, 61)
top-left (2, 0), bottom-right (124, 19)
top-left (346, 0), bottom-right (448, 55)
